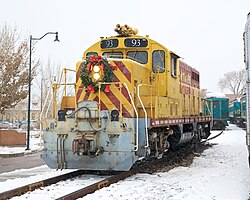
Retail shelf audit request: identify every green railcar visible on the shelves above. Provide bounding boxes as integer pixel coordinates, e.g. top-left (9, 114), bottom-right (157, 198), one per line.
top-left (204, 97), bottom-right (229, 130)
top-left (238, 95), bottom-right (246, 128)
top-left (229, 99), bottom-right (241, 124)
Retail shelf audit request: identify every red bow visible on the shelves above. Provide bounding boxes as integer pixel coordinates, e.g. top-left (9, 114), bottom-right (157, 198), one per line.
top-left (87, 85), bottom-right (95, 93)
top-left (104, 85), bottom-right (110, 92)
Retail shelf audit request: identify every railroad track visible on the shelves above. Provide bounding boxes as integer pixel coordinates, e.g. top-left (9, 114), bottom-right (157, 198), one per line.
top-left (0, 167), bottom-right (142, 200)
top-left (0, 170), bottom-right (86, 200)
top-left (56, 169), bottom-right (139, 200)
top-left (0, 139), bottom-right (214, 200)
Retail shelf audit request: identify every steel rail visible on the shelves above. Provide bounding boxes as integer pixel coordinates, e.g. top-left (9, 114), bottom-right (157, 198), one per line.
top-left (56, 168), bottom-right (139, 200)
top-left (0, 170), bottom-right (85, 200)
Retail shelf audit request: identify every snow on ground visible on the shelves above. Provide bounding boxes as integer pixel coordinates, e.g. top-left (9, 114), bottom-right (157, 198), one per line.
top-left (80, 124), bottom-right (250, 200)
top-left (0, 124), bottom-right (250, 200)
top-left (0, 166), bottom-right (75, 192)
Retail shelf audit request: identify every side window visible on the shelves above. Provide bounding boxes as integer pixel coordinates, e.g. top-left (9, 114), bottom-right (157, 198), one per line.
top-left (86, 52), bottom-right (98, 58)
top-left (171, 54), bottom-right (178, 77)
top-left (192, 71), bottom-right (200, 82)
top-left (6, 113), bottom-right (10, 121)
top-left (126, 51), bottom-right (148, 64)
top-left (152, 50), bottom-right (165, 73)
top-left (102, 52), bottom-right (123, 59)
top-left (22, 113), bottom-right (26, 121)
top-left (32, 113), bottom-right (36, 120)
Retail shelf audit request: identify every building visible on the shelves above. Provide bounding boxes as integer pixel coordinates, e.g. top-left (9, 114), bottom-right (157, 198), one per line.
top-left (0, 99), bottom-right (40, 123)
top-left (225, 94), bottom-right (239, 102)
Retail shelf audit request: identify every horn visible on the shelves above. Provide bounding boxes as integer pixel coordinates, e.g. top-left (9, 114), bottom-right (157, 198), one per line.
top-left (133, 28), bottom-right (138, 35)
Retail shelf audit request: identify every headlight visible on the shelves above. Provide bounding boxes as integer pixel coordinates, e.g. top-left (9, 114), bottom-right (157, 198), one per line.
top-left (93, 73), bottom-right (101, 80)
top-left (93, 65), bottom-right (100, 72)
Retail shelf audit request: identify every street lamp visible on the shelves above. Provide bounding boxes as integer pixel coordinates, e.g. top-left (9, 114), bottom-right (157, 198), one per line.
top-left (26, 32), bottom-right (59, 150)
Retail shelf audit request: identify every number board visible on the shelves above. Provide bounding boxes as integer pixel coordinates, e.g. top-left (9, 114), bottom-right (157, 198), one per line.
top-left (101, 39), bottom-right (118, 49)
top-left (124, 38), bottom-right (148, 47)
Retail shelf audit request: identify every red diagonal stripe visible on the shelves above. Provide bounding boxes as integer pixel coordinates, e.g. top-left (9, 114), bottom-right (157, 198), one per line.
top-left (76, 88), bottom-right (83, 103)
top-left (104, 90), bottom-right (132, 117)
top-left (121, 86), bottom-right (131, 103)
top-left (104, 90), bottom-right (120, 110)
top-left (112, 74), bottom-right (131, 103)
top-left (93, 96), bottom-right (108, 110)
top-left (83, 90), bottom-right (90, 101)
top-left (113, 61), bottom-right (131, 82)
top-left (113, 74), bottom-right (119, 82)
top-left (122, 105), bottom-right (132, 118)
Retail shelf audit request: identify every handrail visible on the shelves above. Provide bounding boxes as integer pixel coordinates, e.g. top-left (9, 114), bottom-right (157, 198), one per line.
top-left (46, 94), bottom-right (53, 118)
top-left (93, 82), bottom-right (139, 151)
top-left (96, 81), bottom-right (139, 151)
top-left (122, 82), bottom-right (139, 151)
top-left (39, 87), bottom-right (53, 148)
top-left (137, 84), bottom-right (152, 148)
top-left (51, 67), bottom-right (76, 120)
top-left (98, 82), bottom-right (123, 122)
top-left (204, 98), bottom-right (213, 128)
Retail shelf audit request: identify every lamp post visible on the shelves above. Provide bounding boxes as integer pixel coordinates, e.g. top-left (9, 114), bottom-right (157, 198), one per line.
top-left (26, 32), bottom-right (59, 150)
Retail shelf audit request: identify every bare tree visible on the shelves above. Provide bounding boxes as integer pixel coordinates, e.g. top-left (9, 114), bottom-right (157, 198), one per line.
top-left (0, 24), bottom-right (39, 113)
top-left (39, 58), bottom-right (61, 108)
top-left (200, 88), bottom-right (209, 99)
top-left (218, 69), bottom-right (246, 98)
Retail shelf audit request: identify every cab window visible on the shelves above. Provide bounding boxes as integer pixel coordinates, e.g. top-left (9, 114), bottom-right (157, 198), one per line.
top-left (171, 54), bottom-right (178, 77)
top-left (152, 50), bottom-right (165, 73)
top-left (126, 51), bottom-right (148, 64)
top-left (102, 52), bottom-right (123, 59)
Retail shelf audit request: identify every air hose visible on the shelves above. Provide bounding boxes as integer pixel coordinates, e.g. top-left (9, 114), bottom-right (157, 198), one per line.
top-left (68, 106), bottom-right (109, 131)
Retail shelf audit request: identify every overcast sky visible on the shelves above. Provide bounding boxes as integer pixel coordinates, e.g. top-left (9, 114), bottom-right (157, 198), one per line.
top-left (2, 0), bottom-right (250, 93)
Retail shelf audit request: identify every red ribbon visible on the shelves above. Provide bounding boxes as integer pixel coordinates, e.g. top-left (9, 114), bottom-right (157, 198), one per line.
top-left (100, 63), bottom-right (104, 71)
top-left (104, 85), bottom-right (110, 92)
top-left (87, 85), bottom-right (95, 93)
top-left (86, 63), bottom-right (91, 71)
top-left (90, 55), bottom-right (96, 62)
top-left (97, 56), bottom-right (102, 63)
top-left (109, 64), bottom-right (118, 70)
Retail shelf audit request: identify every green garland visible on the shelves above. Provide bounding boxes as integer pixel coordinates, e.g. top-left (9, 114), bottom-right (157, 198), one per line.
top-left (80, 55), bottom-right (118, 92)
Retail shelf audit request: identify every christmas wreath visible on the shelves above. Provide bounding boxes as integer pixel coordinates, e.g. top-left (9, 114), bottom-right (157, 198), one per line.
top-left (80, 55), bottom-right (118, 92)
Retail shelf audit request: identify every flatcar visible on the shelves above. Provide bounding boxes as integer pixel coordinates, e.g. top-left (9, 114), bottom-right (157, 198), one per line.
top-left (204, 96), bottom-right (229, 130)
top-left (41, 24), bottom-right (212, 171)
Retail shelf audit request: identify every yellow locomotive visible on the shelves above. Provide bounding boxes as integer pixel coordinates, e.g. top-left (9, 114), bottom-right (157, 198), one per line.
top-left (41, 24), bottom-right (212, 171)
